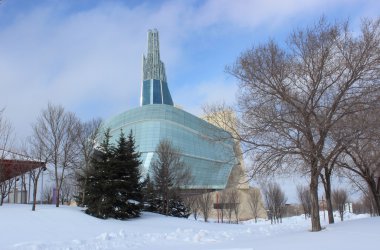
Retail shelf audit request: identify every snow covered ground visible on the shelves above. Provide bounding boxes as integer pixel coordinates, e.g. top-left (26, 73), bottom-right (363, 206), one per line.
top-left (0, 204), bottom-right (378, 250)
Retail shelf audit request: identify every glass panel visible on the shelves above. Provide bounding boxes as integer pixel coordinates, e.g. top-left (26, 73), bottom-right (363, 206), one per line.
top-left (153, 79), bottom-right (162, 104)
top-left (142, 80), bottom-right (151, 105)
top-left (103, 104), bottom-right (236, 189)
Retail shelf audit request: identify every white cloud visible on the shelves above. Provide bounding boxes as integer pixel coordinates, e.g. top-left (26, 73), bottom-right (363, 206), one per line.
top-left (0, 0), bottom-right (378, 142)
top-left (188, 0), bottom-right (357, 29)
top-left (0, 2), bottom-right (177, 139)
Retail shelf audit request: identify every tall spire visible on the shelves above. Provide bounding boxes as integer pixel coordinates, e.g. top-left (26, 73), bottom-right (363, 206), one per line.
top-left (143, 29), bottom-right (167, 82)
top-left (140, 29), bottom-right (173, 106)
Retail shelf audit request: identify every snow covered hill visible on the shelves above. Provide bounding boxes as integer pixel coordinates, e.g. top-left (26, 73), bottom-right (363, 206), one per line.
top-left (0, 204), bottom-right (378, 250)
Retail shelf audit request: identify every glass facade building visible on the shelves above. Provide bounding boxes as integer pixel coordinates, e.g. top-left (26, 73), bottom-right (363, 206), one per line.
top-left (101, 29), bottom-right (239, 190)
top-left (102, 104), bottom-right (238, 189)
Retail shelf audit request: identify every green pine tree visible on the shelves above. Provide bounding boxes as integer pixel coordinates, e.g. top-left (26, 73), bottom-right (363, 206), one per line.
top-left (142, 174), bottom-right (156, 211)
top-left (84, 129), bottom-right (143, 220)
top-left (125, 131), bottom-right (143, 202)
top-left (84, 128), bottom-right (114, 218)
top-left (110, 130), bottom-right (142, 219)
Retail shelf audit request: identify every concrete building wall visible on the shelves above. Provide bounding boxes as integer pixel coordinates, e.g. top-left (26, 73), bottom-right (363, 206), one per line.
top-left (203, 110), bottom-right (249, 190)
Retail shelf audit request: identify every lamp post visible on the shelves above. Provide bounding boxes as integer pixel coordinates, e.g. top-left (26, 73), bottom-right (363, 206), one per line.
top-left (40, 169), bottom-right (43, 204)
top-left (216, 192), bottom-right (219, 223)
top-left (28, 172), bottom-right (31, 204)
top-left (320, 195), bottom-right (325, 221)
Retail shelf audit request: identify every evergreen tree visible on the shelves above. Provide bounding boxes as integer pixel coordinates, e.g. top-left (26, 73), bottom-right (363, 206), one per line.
top-left (84, 129), bottom-right (114, 218)
top-left (125, 131), bottom-right (143, 203)
top-left (142, 174), bottom-right (156, 211)
top-left (110, 130), bottom-right (142, 219)
top-left (84, 129), bottom-right (143, 219)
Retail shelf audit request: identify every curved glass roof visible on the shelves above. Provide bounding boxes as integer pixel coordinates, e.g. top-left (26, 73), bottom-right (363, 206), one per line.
top-left (102, 104), bottom-right (237, 189)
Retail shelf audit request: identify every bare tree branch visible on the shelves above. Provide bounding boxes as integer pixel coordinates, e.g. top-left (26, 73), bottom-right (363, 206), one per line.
top-left (218, 17), bottom-right (380, 231)
top-left (32, 103), bottom-right (81, 207)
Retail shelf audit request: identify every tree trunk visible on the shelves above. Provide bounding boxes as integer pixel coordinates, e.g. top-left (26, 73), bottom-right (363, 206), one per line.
top-left (221, 209), bottom-right (224, 223)
top-left (321, 167), bottom-right (334, 224)
top-left (375, 198), bottom-right (380, 216)
top-left (164, 190), bottom-right (169, 215)
top-left (56, 187), bottom-right (60, 207)
top-left (81, 178), bottom-right (87, 205)
top-left (374, 176), bottom-right (380, 216)
top-left (310, 173), bottom-right (322, 232)
top-left (0, 196), bottom-right (3, 206)
top-left (22, 174), bottom-right (27, 204)
top-left (32, 181), bottom-right (38, 211)
top-left (325, 186), bottom-right (334, 224)
top-left (368, 178), bottom-right (380, 216)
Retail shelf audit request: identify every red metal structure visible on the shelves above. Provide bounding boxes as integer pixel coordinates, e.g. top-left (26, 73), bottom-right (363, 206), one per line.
top-left (0, 159), bottom-right (45, 182)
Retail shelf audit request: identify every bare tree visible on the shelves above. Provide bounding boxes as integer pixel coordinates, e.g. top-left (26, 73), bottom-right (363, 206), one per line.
top-left (76, 118), bottom-right (102, 205)
top-left (29, 166), bottom-right (46, 210)
top-left (297, 185), bottom-right (311, 219)
top-left (336, 109), bottom-right (380, 216)
top-left (32, 103), bottom-right (81, 207)
top-left (43, 185), bottom-right (54, 204)
top-left (218, 190), bottom-right (227, 223)
top-left (248, 188), bottom-right (261, 223)
top-left (22, 137), bottom-right (47, 211)
top-left (228, 188), bottom-right (240, 223)
top-left (339, 166), bottom-right (377, 213)
top-left (352, 193), bottom-right (374, 215)
top-left (198, 190), bottom-right (213, 222)
top-left (262, 182), bottom-right (287, 224)
top-left (332, 189), bottom-right (348, 221)
top-left (151, 139), bottom-right (192, 215)
top-left (220, 18), bottom-right (380, 231)
top-left (319, 155), bottom-right (339, 224)
top-left (226, 193), bottom-right (234, 223)
top-left (60, 178), bottom-right (74, 205)
top-left (184, 195), bottom-right (201, 220)
top-left (0, 109), bottom-right (15, 205)
top-left (0, 174), bottom-right (14, 205)
top-left (0, 156), bottom-right (15, 205)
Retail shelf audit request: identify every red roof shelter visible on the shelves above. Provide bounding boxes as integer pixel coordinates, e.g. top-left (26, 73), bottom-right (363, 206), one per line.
top-left (0, 159), bottom-right (46, 182)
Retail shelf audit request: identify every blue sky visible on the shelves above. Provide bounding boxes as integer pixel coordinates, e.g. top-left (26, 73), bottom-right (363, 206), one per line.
top-left (1, 0), bottom-right (379, 142)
